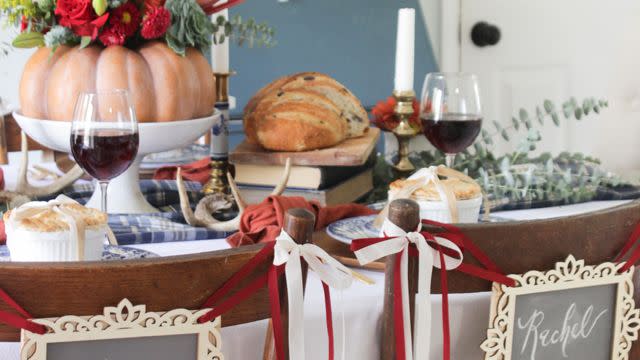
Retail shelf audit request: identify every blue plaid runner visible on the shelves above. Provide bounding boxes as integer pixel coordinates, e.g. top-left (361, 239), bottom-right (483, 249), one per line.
top-left (39, 180), bottom-right (235, 245)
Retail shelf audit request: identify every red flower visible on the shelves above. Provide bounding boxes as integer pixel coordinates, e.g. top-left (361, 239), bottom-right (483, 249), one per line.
top-left (140, 6), bottom-right (171, 39)
top-left (371, 96), bottom-right (421, 132)
top-left (20, 16), bottom-right (29, 32)
top-left (109, 2), bottom-right (141, 37)
top-left (99, 25), bottom-right (126, 46)
top-left (55, 0), bottom-right (109, 39)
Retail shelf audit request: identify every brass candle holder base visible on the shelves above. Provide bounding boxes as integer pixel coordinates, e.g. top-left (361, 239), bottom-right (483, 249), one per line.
top-left (202, 158), bottom-right (229, 195)
top-left (202, 72), bottom-right (233, 196)
top-left (392, 90), bottom-right (419, 174)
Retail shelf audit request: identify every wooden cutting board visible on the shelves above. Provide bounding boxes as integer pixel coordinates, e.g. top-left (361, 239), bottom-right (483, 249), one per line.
top-left (230, 127), bottom-right (381, 167)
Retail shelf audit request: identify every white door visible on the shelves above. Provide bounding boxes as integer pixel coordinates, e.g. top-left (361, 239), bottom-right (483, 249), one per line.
top-left (459, 0), bottom-right (640, 176)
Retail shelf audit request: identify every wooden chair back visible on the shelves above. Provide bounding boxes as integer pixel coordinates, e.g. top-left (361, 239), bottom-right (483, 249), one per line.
top-left (0, 207), bottom-right (315, 360)
top-left (380, 199), bottom-right (640, 359)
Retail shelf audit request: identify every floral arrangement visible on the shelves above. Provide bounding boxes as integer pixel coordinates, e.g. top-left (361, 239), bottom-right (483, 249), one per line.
top-left (371, 96), bottom-right (421, 132)
top-left (0, 0), bottom-right (274, 55)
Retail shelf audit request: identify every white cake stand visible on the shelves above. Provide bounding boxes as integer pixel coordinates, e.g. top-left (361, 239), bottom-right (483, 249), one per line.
top-left (13, 111), bottom-right (220, 214)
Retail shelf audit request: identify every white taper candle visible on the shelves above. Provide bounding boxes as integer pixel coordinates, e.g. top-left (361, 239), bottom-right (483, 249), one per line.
top-left (394, 8), bottom-right (415, 92)
top-left (211, 7), bottom-right (230, 73)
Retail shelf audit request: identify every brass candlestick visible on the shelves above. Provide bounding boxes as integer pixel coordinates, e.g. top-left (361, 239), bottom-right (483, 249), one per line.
top-left (392, 89), bottom-right (419, 173)
top-left (202, 72), bottom-right (232, 195)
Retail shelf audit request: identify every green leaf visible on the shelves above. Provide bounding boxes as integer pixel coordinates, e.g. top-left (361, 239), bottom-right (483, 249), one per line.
top-left (501, 129), bottom-right (509, 141)
top-left (574, 107), bottom-right (583, 120)
top-left (536, 106), bottom-right (544, 125)
top-left (493, 120), bottom-right (502, 132)
top-left (524, 119), bottom-right (532, 130)
top-left (543, 99), bottom-right (554, 114)
top-left (511, 116), bottom-right (520, 130)
top-left (12, 32), bottom-right (44, 48)
top-left (519, 108), bottom-right (529, 123)
top-left (79, 36), bottom-right (91, 49)
top-left (583, 99), bottom-right (591, 115)
top-left (551, 113), bottom-right (560, 126)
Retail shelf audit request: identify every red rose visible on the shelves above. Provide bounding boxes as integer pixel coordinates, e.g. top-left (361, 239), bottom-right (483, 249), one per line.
top-left (99, 24), bottom-right (126, 46)
top-left (55, 0), bottom-right (109, 39)
top-left (140, 6), bottom-right (171, 39)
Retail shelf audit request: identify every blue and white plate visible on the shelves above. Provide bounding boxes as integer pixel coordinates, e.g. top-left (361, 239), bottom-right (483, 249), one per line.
top-left (326, 213), bottom-right (509, 244)
top-left (326, 215), bottom-right (379, 245)
top-left (0, 245), bottom-right (157, 262)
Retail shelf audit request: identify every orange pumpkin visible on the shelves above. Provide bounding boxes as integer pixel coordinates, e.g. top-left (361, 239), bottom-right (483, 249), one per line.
top-left (19, 41), bottom-right (216, 122)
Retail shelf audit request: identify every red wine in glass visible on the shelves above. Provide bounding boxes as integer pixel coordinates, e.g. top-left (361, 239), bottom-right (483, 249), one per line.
top-left (71, 129), bottom-right (139, 181)
top-left (421, 113), bottom-right (483, 154)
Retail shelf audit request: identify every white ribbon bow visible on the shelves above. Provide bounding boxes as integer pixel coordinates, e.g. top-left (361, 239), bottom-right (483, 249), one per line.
top-left (354, 219), bottom-right (464, 360)
top-left (273, 230), bottom-right (355, 360)
top-left (8, 195), bottom-right (87, 260)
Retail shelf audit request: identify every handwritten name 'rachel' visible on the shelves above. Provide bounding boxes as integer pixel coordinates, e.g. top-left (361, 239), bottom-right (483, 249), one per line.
top-left (516, 303), bottom-right (607, 360)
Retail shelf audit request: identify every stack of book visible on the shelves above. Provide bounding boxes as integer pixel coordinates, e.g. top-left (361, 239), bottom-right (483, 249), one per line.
top-left (230, 128), bottom-right (380, 206)
top-left (233, 156), bottom-right (375, 206)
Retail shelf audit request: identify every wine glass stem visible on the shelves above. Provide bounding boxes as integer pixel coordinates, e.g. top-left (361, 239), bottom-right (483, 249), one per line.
top-left (99, 181), bottom-right (109, 213)
top-left (445, 153), bottom-right (456, 168)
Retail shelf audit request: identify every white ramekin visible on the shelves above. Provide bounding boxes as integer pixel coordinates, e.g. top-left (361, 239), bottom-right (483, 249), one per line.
top-left (6, 225), bottom-right (106, 262)
top-left (416, 195), bottom-right (482, 223)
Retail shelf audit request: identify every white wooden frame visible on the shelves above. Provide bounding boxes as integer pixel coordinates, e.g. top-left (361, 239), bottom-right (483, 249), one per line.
top-left (20, 298), bottom-right (223, 360)
top-left (418, 0), bottom-right (460, 72)
top-left (481, 255), bottom-right (640, 360)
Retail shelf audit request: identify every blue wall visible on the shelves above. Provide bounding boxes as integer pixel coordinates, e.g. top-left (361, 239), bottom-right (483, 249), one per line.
top-left (229, 0), bottom-right (438, 117)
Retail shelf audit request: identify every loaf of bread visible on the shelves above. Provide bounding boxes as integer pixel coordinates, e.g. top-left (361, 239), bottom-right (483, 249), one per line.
top-left (244, 72), bottom-right (369, 151)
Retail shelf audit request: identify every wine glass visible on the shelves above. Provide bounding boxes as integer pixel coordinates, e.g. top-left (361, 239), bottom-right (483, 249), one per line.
top-left (70, 89), bottom-right (139, 213)
top-left (419, 73), bottom-right (483, 168)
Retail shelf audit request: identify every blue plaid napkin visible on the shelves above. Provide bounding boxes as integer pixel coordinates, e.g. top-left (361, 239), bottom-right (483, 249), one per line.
top-left (39, 180), bottom-right (235, 245)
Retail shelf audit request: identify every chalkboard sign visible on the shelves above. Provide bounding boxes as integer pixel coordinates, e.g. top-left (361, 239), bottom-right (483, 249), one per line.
top-left (481, 255), bottom-right (640, 360)
top-left (21, 299), bottom-right (224, 360)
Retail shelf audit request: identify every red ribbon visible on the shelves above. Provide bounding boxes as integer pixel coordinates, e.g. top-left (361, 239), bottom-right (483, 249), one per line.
top-left (201, 0), bottom-right (245, 15)
top-left (350, 219), bottom-right (515, 360)
top-left (615, 221), bottom-right (640, 273)
top-left (0, 288), bottom-right (46, 335)
top-left (198, 241), bottom-right (336, 360)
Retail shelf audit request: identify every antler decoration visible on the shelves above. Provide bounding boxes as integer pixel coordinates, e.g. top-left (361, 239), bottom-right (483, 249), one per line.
top-left (0, 132), bottom-right (84, 206)
top-left (177, 158), bottom-right (291, 232)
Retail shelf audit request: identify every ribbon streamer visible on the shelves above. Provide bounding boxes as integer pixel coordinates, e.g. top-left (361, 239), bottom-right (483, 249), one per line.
top-left (199, 230), bottom-right (362, 360)
top-left (351, 218), bottom-right (515, 360)
top-left (273, 230), bottom-right (355, 360)
top-left (354, 219), bottom-right (463, 360)
top-left (8, 195), bottom-right (88, 260)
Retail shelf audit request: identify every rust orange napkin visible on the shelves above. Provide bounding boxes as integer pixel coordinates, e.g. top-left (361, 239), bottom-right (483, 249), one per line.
top-left (227, 195), bottom-right (377, 247)
top-left (153, 157), bottom-right (211, 185)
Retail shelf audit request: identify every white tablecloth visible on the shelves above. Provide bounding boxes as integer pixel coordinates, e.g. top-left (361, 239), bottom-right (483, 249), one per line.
top-left (0, 159), bottom-right (631, 359)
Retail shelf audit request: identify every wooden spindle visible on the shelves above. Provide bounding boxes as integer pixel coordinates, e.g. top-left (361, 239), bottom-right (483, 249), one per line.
top-left (381, 199), bottom-right (421, 360)
top-left (263, 208), bottom-right (315, 360)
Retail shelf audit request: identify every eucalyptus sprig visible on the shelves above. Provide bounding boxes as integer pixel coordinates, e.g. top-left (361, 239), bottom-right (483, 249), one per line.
top-left (0, 41), bottom-right (9, 57)
top-left (212, 14), bottom-right (276, 48)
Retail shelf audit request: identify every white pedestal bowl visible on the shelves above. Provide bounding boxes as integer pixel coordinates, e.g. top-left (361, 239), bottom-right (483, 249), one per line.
top-left (13, 111), bottom-right (220, 214)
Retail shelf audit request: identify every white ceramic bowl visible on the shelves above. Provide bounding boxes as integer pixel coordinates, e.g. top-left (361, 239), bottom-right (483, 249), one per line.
top-left (7, 226), bottom-right (106, 262)
top-left (13, 111), bottom-right (220, 213)
top-left (416, 195), bottom-right (482, 223)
